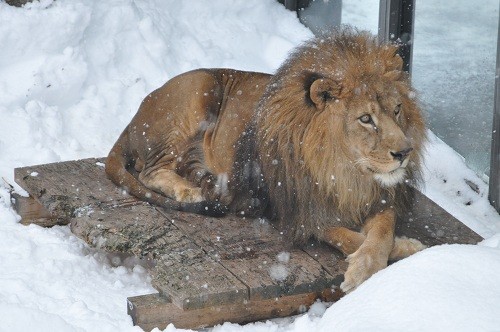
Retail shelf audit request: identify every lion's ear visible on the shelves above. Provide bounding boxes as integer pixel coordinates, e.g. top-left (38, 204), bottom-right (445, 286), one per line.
top-left (384, 54), bottom-right (403, 81)
top-left (309, 78), bottom-right (342, 109)
top-left (384, 69), bottom-right (402, 81)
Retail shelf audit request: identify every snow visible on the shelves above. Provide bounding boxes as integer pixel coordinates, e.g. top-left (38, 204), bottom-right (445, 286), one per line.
top-left (0, 0), bottom-right (499, 331)
top-left (276, 252), bottom-right (290, 263)
top-left (315, 245), bottom-right (500, 331)
top-left (269, 264), bottom-right (289, 282)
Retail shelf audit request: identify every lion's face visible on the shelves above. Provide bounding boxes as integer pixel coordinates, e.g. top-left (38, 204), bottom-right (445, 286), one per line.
top-left (342, 80), bottom-right (414, 187)
top-left (307, 72), bottom-right (421, 189)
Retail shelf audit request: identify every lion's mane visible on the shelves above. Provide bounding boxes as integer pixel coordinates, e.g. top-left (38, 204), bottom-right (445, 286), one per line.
top-left (234, 28), bottom-right (426, 243)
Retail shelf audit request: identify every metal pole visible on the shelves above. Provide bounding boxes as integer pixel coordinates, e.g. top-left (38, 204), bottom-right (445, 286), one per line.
top-left (283, 0), bottom-right (297, 11)
top-left (488, 3), bottom-right (500, 213)
top-left (378, 0), bottom-right (391, 43)
top-left (378, 0), bottom-right (415, 74)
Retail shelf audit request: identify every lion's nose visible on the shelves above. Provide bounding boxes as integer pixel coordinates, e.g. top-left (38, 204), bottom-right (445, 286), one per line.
top-left (390, 147), bottom-right (413, 162)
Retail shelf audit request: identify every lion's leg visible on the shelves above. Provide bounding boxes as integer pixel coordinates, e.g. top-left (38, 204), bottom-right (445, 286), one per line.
top-left (321, 227), bottom-right (366, 256)
top-left (177, 139), bottom-right (234, 205)
top-left (322, 227), bottom-right (426, 263)
top-left (340, 209), bottom-right (396, 293)
top-left (138, 168), bottom-right (203, 203)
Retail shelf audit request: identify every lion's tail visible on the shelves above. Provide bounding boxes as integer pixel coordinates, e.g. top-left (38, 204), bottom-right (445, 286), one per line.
top-left (105, 131), bottom-right (228, 217)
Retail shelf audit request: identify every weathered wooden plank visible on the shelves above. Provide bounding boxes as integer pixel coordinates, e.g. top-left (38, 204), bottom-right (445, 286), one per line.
top-left (14, 159), bottom-right (328, 311)
top-left (159, 209), bottom-right (289, 259)
top-left (128, 291), bottom-right (339, 331)
top-left (70, 203), bottom-right (187, 259)
top-left (397, 188), bottom-right (483, 245)
top-left (157, 209), bottom-right (338, 302)
top-left (220, 250), bottom-right (334, 301)
top-left (302, 242), bottom-right (348, 287)
top-left (10, 192), bottom-right (63, 226)
top-left (152, 252), bottom-right (248, 310)
top-left (14, 158), bottom-right (141, 222)
top-left (71, 202), bottom-right (249, 310)
top-left (15, 159), bottom-right (250, 310)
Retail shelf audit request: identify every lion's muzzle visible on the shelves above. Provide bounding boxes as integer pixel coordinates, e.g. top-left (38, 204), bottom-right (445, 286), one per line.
top-left (390, 147), bottom-right (413, 163)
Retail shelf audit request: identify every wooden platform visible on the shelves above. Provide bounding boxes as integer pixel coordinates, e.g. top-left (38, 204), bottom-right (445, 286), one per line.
top-left (12, 158), bottom-right (482, 330)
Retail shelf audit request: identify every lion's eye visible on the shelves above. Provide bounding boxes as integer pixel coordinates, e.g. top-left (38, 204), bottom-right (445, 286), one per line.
top-left (394, 104), bottom-right (402, 116)
top-left (359, 114), bottom-right (372, 124)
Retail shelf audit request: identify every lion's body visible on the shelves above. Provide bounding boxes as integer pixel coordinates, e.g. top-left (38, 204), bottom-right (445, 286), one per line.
top-left (106, 29), bottom-right (427, 292)
top-left (106, 69), bottom-right (271, 214)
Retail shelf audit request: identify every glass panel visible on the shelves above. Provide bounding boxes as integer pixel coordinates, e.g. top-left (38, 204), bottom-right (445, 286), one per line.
top-left (412, 0), bottom-right (499, 180)
top-left (341, 0), bottom-right (379, 33)
top-left (299, 0), bottom-right (343, 34)
top-left (296, 0), bottom-right (379, 35)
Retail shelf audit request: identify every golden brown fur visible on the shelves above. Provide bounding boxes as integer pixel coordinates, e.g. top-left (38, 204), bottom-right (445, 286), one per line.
top-left (106, 28), bottom-right (427, 292)
top-left (252, 29), bottom-right (426, 242)
top-left (106, 69), bottom-right (270, 215)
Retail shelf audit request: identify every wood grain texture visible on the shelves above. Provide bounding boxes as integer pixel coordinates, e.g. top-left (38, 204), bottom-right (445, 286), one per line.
top-left (11, 193), bottom-right (62, 226)
top-left (127, 291), bottom-right (341, 331)
top-left (302, 241), bottom-right (348, 286)
top-left (396, 188), bottom-right (483, 245)
top-left (157, 209), bottom-right (339, 302)
top-left (158, 209), bottom-right (289, 259)
top-left (14, 158), bottom-right (141, 222)
top-left (220, 250), bottom-right (334, 301)
top-left (153, 253), bottom-right (248, 310)
top-left (70, 203), bottom-right (185, 259)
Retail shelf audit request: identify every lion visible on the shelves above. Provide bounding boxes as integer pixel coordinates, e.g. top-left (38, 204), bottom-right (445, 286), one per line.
top-left (106, 28), bottom-right (427, 293)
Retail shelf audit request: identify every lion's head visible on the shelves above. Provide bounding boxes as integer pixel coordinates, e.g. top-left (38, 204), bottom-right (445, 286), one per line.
top-left (255, 28), bottom-right (426, 241)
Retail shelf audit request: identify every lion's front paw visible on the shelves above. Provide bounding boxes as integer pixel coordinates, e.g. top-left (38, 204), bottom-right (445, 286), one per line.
top-left (201, 173), bottom-right (233, 205)
top-left (389, 236), bottom-right (427, 260)
top-left (340, 247), bottom-right (387, 293)
top-left (174, 187), bottom-right (204, 203)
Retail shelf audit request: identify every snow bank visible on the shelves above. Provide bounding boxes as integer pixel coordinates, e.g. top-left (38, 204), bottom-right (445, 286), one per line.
top-left (0, 195), bottom-right (154, 331)
top-left (1, 0), bottom-right (500, 331)
top-left (317, 244), bottom-right (500, 331)
top-left (0, 1), bottom-right (310, 331)
top-left (0, 0), bottom-right (312, 188)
